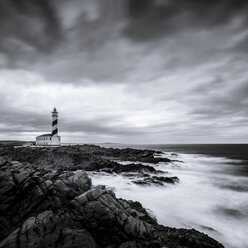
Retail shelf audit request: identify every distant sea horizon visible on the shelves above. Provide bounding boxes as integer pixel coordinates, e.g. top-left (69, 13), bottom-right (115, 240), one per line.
top-left (95, 143), bottom-right (248, 160)
top-left (89, 143), bottom-right (248, 248)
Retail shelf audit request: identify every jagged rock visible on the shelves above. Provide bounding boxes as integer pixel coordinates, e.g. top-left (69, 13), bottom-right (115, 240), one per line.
top-left (0, 145), bottom-right (172, 169)
top-left (0, 163), bottom-right (91, 241)
top-left (86, 161), bottom-right (164, 176)
top-left (69, 188), bottom-right (224, 248)
top-left (0, 176), bottom-right (224, 248)
top-left (170, 153), bottom-right (178, 157)
top-left (0, 146), bottom-right (225, 248)
top-left (132, 176), bottom-right (179, 186)
top-left (71, 188), bottom-right (156, 246)
top-left (98, 147), bottom-right (171, 164)
top-left (0, 158), bottom-right (12, 168)
top-left (118, 241), bottom-right (141, 248)
top-left (0, 211), bottom-right (97, 248)
top-left (13, 171), bottom-right (29, 184)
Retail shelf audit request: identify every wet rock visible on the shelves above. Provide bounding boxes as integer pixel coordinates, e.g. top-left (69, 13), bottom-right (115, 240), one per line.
top-left (13, 171), bottom-right (29, 184)
top-left (105, 147), bottom-right (171, 164)
top-left (0, 145), bottom-right (172, 168)
top-left (118, 241), bottom-right (160, 248)
top-left (170, 153), bottom-right (178, 157)
top-left (0, 169), bottom-right (224, 248)
top-left (71, 188), bottom-right (155, 246)
top-left (0, 211), bottom-right (97, 248)
top-left (86, 160), bottom-right (163, 175)
top-left (132, 176), bottom-right (179, 186)
top-left (122, 172), bottom-right (150, 178)
top-left (0, 162), bottom-right (91, 241)
top-left (158, 227), bottom-right (224, 248)
top-left (0, 145), bottom-right (225, 248)
top-left (69, 188), bottom-right (223, 248)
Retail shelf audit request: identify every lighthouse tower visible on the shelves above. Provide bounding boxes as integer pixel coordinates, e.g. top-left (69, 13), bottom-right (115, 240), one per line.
top-left (50, 107), bottom-right (61, 145)
top-left (52, 107), bottom-right (59, 137)
top-left (35, 107), bottom-right (61, 146)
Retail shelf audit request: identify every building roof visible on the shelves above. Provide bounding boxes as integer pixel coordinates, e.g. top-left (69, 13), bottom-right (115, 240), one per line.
top-left (36, 133), bottom-right (52, 138)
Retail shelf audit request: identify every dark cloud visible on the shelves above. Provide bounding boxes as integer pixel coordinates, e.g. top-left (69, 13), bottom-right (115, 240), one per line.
top-left (189, 78), bottom-right (248, 120)
top-left (0, 106), bottom-right (48, 133)
top-left (124, 0), bottom-right (248, 41)
top-left (0, 0), bottom-right (248, 143)
top-left (0, 0), bottom-right (62, 68)
top-left (0, 0), bottom-right (248, 82)
top-left (234, 35), bottom-right (248, 52)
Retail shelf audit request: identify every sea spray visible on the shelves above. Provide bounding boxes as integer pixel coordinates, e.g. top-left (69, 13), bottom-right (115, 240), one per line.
top-left (89, 151), bottom-right (248, 248)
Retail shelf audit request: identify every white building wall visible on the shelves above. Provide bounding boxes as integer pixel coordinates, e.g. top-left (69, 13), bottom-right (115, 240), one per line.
top-left (50, 136), bottom-right (61, 146)
top-left (36, 135), bottom-right (61, 146)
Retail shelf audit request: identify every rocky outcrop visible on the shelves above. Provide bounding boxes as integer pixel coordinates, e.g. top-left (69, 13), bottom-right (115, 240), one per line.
top-left (0, 145), bottom-right (172, 169)
top-left (86, 161), bottom-right (179, 186)
top-left (70, 188), bottom-right (156, 246)
top-left (86, 161), bottom-right (161, 174)
top-left (0, 145), bottom-right (225, 248)
top-left (0, 159), bottom-right (91, 241)
top-left (0, 210), bottom-right (97, 248)
top-left (132, 176), bottom-right (179, 186)
top-left (1, 186), bottom-right (224, 248)
top-left (89, 146), bottom-right (172, 164)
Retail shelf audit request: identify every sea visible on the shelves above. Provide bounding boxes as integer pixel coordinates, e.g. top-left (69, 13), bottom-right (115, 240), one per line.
top-left (89, 144), bottom-right (248, 248)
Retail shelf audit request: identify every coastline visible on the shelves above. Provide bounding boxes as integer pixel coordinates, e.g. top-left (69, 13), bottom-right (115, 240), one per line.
top-left (96, 146), bottom-right (248, 248)
top-left (0, 144), bottom-right (226, 248)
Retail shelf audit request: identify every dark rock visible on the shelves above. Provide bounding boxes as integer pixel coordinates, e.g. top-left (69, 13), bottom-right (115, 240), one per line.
top-left (171, 153), bottom-right (178, 157)
top-left (0, 145), bottom-right (172, 168)
top-left (132, 176), bottom-right (179, 186)
top-left (68, 188), bottom-right (223, 248)
top-left (0, 210), bottom-right (97, 248)
top-left (0, 162), bottom-right (91, 241)
top-left (86, 160), bottom-right (163, 175)
top-left (71, 188), bottom-right (155, 245)
top-left (0, 173), bottom-right (224, 248)
top-left (0, 145), bottom-right (224, 248)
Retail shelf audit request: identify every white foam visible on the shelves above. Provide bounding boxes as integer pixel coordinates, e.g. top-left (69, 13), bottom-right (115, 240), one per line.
top-left (89, 153), bottom-right (248, 248)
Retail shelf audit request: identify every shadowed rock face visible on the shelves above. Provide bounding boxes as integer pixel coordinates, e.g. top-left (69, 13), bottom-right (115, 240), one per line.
top-left (0, 184), bottom-right (224, 248)
top-left (0, 159), bottom-right (91, 241)
top-left (0, 146), bottom-right (225, 248)
top-left (71, 188), bottom-right (155, 245)
top-left (0, 210), bottom-right (97, 248)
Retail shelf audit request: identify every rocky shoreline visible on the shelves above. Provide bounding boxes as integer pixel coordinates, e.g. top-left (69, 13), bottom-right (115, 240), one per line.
top-left (0, 145), bottom-right (224, 248)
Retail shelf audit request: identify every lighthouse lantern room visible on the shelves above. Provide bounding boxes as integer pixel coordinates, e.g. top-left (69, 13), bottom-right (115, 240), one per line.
top-left (36, 107), bottom-right (61, 146)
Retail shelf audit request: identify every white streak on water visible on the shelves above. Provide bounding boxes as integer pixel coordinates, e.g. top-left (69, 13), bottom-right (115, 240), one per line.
top-left (88, 153), bottom-right (248, 248)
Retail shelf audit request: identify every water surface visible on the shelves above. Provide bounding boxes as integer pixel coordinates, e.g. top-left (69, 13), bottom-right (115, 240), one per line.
top-left (89, 144), bottom-right (248, 248)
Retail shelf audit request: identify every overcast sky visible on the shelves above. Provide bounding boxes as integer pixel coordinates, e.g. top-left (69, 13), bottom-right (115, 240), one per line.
top-left (0, 0), bottom-right (247, 143)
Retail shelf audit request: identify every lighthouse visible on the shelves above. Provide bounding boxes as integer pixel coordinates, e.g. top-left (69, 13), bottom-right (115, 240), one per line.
top-left (35, 107), bottom-right (61, 146)
top-left (52, 107), bottom-right (58, 137)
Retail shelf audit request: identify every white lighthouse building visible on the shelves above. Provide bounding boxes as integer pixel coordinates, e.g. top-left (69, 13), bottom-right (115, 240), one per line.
top-left (36, 108), bottom-right (61, 146)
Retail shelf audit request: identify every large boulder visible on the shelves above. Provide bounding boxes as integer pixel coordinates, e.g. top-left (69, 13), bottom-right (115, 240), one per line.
top-left (0, 160), bottom-right (91, 241)
top-left (1, 183), bottom-right (224, 248)
top-left (0, 151), bottom-right (224, 248)
top-left (71, 188), bottom-right (156, 246)
top-left (70, 188), bottom-right (224, 248)
top-left (0, 211), bottom-right (97, 248)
